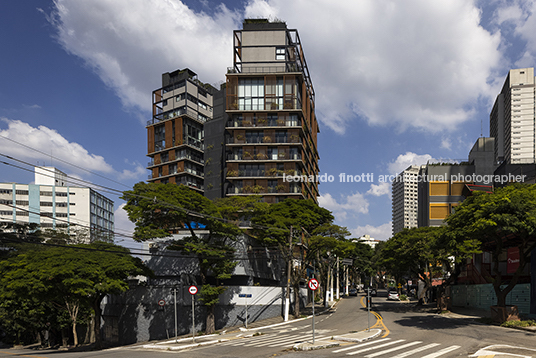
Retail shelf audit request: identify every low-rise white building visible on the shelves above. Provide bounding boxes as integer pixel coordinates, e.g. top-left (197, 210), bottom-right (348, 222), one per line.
top-left (0, 167), bottom-right (114, 242)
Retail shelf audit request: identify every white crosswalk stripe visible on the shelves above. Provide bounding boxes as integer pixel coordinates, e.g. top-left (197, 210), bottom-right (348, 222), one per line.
top-left (365, 341), bottom-right (422, 357)
top-left (347, 339), bottom-right (406, 355)
top-left (337, 339), bottom-right (460, 357)
top-left (221, 332), bottom-right (327, 348)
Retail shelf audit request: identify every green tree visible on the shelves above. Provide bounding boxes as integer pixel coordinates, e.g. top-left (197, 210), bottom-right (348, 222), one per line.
top-left (445, 183), bottom-right (536, 308)
top-left (252, 199), bottom-right (334, 317)
top-left (380, 227), bottom-right (443, 304)
top-left (0, 242), bottom-right (147, 347)
top-left (121, 182), bottom-right (242, 334)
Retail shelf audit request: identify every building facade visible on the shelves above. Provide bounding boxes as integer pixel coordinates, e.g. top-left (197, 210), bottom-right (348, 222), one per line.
top-left (223, 20), bottom-right (320, 203)
top-left (490, 67), bottom-right (536, 165)
top-left (0, 167), bottom-right (114, 242)
top-left (146, 69), bottom-right (217, 192)
top-left (392, 165), bottom-right (422, 235)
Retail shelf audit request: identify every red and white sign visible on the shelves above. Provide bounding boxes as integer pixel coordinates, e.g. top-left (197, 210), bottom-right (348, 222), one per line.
top-left (308, 278), bottom-right (319, 291)
top-left (189, 285), bottom-right (198, 295)
top-left (157, 299), bottom-right (166, 307)
top-left (507, 247), bottom-right (520, 274)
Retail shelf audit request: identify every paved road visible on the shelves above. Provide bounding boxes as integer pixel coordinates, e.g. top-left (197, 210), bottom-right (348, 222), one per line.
top-left (3, 290), bottom-right (536, 358)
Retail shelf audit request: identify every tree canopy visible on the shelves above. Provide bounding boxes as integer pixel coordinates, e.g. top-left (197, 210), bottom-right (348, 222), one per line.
top-left (446, 183), bottom-right (536, 306)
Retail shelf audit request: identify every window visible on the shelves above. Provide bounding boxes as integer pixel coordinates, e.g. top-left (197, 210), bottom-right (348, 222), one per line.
top-left (276, 47), bottom-right (285, 60)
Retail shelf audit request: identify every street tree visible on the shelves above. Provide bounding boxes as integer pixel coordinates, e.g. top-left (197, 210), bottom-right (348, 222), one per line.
top-left (252, 198), bottom-right (334, 317)
top-left (380, 227), bottom-right (444, 303)
top-left (445, 183), bottom-right (536, 308)
top-left (0, 242), bottom-right (147, 347)
top-left (121, 182), bottom-right (243, 334)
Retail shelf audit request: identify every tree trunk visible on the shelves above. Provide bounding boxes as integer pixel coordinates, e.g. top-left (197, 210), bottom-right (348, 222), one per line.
top-left (293, 283), bottom-right (300, 318)
top-left (72, 321), bottom-right (78, 347)
top-left (206, 305), bottom-right (215, 335)
top-left (93, 294), bottom-right (104, 349)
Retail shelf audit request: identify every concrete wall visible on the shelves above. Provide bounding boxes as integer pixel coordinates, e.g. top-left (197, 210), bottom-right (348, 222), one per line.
top-left (103, 285), bottom-right (299, 345)
top-left (451, 283), bottom-right (533, 318)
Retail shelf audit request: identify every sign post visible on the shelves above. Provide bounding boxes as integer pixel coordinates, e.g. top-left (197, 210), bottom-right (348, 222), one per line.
top-left (308, 277), bottom-right (319, 344)
top-left (239, 293), bottom-right (253, 328)
top-left (189, 285), bottom-right (198, 343)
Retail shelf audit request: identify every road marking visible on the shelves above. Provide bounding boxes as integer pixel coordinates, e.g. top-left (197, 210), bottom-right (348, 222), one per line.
top-left (359, 296), bottom-right (390, 337)
top-left (391, 343), bottom-right (441, 358)
top-left (420, 345), bottom-right (461, 358)
top-left (0, 352), bottom-right (49, 358)
top-left (346, 339), bottom-right (406, 355)
top-left (364, 341), bottom-right (422, 358)
top-left (332, 339), bottom-right (392, 353)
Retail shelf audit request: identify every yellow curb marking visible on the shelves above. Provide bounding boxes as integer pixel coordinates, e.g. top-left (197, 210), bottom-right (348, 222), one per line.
top-left (359, 296), bottom-right (390, 337)
top-left (0, 352), bottom-right (49, 358)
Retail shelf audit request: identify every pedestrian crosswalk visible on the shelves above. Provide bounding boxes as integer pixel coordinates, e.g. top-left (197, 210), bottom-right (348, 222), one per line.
top-left (331, 338), bottom-right (460, 357)
top-left (220, 332), bottom-right (331, 348)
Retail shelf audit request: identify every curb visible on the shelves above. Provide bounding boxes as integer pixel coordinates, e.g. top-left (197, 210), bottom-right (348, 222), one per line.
top-left (332, 329), bottom-right (382, 343)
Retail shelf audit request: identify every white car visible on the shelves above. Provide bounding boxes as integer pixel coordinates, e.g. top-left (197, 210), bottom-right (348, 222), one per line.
top-left (387, 290), bottom-right (400, 301)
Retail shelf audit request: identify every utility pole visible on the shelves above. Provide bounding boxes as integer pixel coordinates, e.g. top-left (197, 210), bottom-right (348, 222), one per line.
top-left (336, 256), bottom-right (340, 300)
top-left (284, 225), bottom-right (293, 321)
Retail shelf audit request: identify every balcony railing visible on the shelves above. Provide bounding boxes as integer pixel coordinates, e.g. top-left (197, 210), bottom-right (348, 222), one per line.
top-left (226, 119), bottom-right (300, 128)
top-left (226, 186), bottom-right (302, 194)
top-left (226, 169), bottom-right (300, 178)
top-left (227, 153), bottom-right (301, 161)
top-left (227, 136), bottom-right (301, 145)
top-left (147, 107), bottom-right (208, 126)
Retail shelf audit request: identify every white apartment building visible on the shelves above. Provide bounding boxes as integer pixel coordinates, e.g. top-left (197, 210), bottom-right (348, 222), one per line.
top-left (392, 165), bottom-right (422, 235)
top-left (0, 167), bottom-right (114, 242)
top-left (490, 67), bottom-right (536, 164)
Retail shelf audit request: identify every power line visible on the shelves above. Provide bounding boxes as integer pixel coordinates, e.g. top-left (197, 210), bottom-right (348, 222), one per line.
top-left (0, 134), bottom-right (131, 189)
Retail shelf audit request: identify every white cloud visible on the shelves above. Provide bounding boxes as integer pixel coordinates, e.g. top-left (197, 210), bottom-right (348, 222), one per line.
top-left (366, 182), bottom-right (391, 197)
top-left (318, 192), bottom-right (369, 221)
top-left (244, 0), bottom-right (502, 133)
top-left (113, 203), bottom-right (144, 251)
top-left (441, 138), bottom-right (452, 150)
top-left (350, 222), bottom-right (393, 241)
top-left (0, 118), bottom-right (147, 183)
top-left (0, 118), bottom-right (114, 174)
top-left (48, 0), bottom-right (503, 133)
top-left (387, 152), bottom-right (434, 175)
top-left (49, 0), bottom-right (240, 120)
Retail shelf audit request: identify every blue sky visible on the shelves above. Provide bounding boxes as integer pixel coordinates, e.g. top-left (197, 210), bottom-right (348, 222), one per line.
top-left (1, 0), bottom-right (536, 248)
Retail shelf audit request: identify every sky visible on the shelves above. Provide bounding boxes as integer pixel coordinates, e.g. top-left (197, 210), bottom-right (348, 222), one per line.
top-left (1, 0), bottom-right (536, 248)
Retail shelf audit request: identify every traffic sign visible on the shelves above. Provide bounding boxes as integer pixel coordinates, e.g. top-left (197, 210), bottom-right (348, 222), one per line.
top-left (397, 283), bottom-right (402, 288)
top-left (158, 299), bottom-right (166, 307)
top-left (238, 294), bottom-right (252, 298)
top-left (308, 278), bottom-right (319, 291)
top-left (188, 285), bottom-right (198, 295)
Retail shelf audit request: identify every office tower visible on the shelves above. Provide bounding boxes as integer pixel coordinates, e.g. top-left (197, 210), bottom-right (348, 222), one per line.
top-left (223, 19), bottom-right (320, 203)
top-left (147, 69), bottom-right (217, 192)
top-left (490, 68), bottom-right (536, 165)
top-left (392, 165), bottom-right (421, 235)
top-left (0, 167), bottom-right (114, 242)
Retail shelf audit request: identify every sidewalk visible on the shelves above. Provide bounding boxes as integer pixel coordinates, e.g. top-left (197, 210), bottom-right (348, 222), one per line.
top-left (139, 301), bottom-right (340, 352)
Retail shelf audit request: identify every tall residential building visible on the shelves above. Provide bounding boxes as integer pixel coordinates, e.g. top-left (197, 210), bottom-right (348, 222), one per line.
top-left (490, 67), bottom-right (536, 165)
top-left (147, 69), bottom-right (217, 192)
top-left (0, 167), bottom-right (114, 242)
top-left (223, 19), bottom-right (320, 203)
top-left (392, 165), bottom-right (422, 235)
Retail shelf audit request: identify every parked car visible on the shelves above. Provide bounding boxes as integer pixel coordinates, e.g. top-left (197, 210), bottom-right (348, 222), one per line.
top-left (349, 288), bottom-right (358, 296)
top-left (387, 289), bottom-right (400, 301)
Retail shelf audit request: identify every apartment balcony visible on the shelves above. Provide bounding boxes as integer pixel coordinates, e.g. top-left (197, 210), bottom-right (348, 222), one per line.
top-left (226, 136), bottom-right (301, 145)
top-left (226, 169), bottom-right (300, 178)
top-left (226, 119), bottom-right (301, 128)
top-left (147, 107), bottom-right (207, 126)
top-left (226, 153), bottom-right (301, 161)
top-left (226, 185), bottom-right (303, 195)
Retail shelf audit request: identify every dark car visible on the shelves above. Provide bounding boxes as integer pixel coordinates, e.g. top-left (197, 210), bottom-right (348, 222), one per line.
top-left (349, 288), bottom-right (358, 296)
